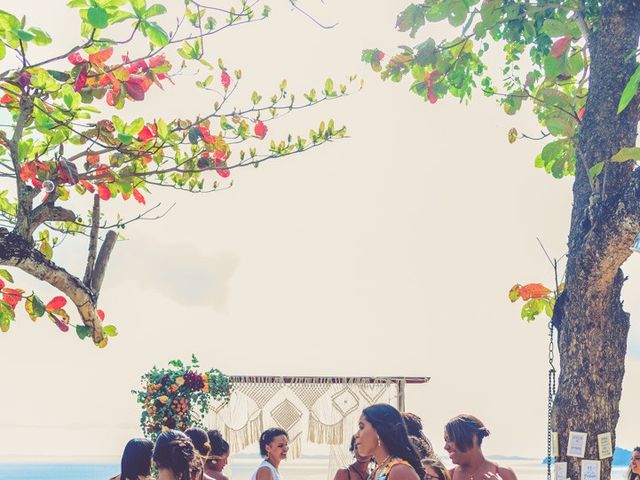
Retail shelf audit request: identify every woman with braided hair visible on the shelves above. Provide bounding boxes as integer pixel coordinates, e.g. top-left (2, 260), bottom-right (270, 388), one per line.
top-left (153, 429), bottom-right (202, 480)
top-left (444, 414), bottom-right (517, 480)
top-left (354, 404), bottom-right (425, 480)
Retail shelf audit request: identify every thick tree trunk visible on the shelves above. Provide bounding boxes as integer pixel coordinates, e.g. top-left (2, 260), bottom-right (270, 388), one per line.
top-left (552, 2), bottom-right (640, 479)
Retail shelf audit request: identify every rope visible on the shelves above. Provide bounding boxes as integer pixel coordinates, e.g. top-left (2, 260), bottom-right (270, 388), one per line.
top-left (547, 318), bottom-right (557, 480)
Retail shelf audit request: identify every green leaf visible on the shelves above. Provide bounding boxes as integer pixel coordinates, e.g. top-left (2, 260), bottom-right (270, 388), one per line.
top-left (87, 6), bottom-right (109, 29)
top-left (28, 27), bottom-right (52, 45)
top-left (521, 298), bottom-right (545, 322)
top-left (448, 1), bottom-right (468, 27)
top-left (103, 324), bottom-right (118, 336)
top-left (396, 4), bottom-right (425, 38)
top-left (144, 21), bottom-right (169, 47)
top-left (144, 4), bottom-right (166, 17)
top-left (0, 269), bottom-right (13, 282)
top-left (168, 359), bottom-right (184, 368)
top-left (25, 294), bottom-right (46, 320)
top-left (588, 161), bottom-right (604, 180)
top-left (0, 301), bottom-right (15, 332)
top-left (618, 65), bottom-right (640, 114)
top-left (610, 147), bottom-right (640, 163)
top-left (15, 29), bottom-right (35, 41)
top-left (67, 0), bottom-right (88, 6)
top-left (75, 325), bottom-right (91, 340)
top-left (0, 41), bottom-right (6, 61)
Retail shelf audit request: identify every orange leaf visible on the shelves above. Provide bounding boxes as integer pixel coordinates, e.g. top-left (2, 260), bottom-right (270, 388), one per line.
top-left (46, 296), bottom-right (67, 310)
top-left (89, 47), bottom-right (114, 65)
top-left (518, 283), bottom-right (552, 300)
top-left (133, 188), bottom-right (146, 205)
top-left (550, 36), bottom-right (571, 58)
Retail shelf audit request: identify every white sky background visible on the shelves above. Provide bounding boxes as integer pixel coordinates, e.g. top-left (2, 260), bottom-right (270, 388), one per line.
top-left (0, 0), bottom-right (639, 462)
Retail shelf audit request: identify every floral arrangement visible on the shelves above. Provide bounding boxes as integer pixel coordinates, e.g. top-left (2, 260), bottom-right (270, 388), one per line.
top-left (134, 355), bottom-right (231, 439)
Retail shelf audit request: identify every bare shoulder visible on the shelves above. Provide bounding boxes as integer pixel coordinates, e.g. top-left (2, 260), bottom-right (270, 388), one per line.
top-left (387, 463), bottom-right (420, 480)
top-left (334, 468), bottom-right (350, 480)
top-left (497, 466), bottom-right (518, 480)
top-left (256, 466), bottom-right (274, 480)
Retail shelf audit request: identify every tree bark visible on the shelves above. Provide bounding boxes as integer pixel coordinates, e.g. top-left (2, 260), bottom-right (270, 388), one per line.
top-left (552, 2), bottom-right (640, 479)
top-left (0, 228), bottom-right (104, 343)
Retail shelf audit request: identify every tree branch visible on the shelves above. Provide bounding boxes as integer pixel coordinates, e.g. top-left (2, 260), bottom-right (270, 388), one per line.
top-left (0, 228), bottom-right (104, 343)
top-left (29, 204), bottom-right (76, 237)
top-left (83, 194), bottom-right (100, 287)
top-left (92, 230), bottom-right (117, 300)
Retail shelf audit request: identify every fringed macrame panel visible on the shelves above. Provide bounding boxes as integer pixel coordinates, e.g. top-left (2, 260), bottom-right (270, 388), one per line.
top-left (205, 376), bottom-right (399, 463)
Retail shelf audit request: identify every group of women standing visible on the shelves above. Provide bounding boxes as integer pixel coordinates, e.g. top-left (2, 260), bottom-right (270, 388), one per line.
top-left (112, 427), bottom-right (230, 480)
top-left (112, 403), bottom-right (520, 480)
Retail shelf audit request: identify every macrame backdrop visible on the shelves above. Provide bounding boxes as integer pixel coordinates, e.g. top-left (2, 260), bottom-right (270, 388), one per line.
top-left (205, 376), bottom-right (399, 474)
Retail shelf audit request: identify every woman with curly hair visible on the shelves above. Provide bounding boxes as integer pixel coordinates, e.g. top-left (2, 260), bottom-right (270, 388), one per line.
top-left (153, 429), bottom-right (202, 480)
top-left (355, 404), bottom-right (425, 480)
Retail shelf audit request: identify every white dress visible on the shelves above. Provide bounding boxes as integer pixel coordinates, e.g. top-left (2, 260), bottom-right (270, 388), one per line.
top-left (251, 460), bottom-right (281, 480)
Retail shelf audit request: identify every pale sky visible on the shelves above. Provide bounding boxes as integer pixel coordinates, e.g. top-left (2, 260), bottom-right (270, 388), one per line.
top-left (0, 0), bottom-right (638, 463)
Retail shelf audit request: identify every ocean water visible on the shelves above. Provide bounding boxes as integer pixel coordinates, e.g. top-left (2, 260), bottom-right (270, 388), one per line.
top-left (0, 458), bottom-right (629, 480)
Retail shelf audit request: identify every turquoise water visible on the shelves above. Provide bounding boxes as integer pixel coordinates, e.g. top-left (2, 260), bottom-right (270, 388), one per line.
top-left (0, 463), bottom-right (117, 479)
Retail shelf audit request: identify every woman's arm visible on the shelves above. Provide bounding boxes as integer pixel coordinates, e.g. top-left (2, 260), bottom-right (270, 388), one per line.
top-left (256, 466), bottom-right (274, 480)
top-left (387, 463), bottom-right (420, 480)
top-left (334, 468), bottom-right (350, 480)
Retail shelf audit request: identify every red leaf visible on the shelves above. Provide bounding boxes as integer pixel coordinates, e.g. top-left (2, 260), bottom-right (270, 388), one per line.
top-left (54, 316), bottom-right (69, 333)
top-left (0, 280), bottom-right (4, 290)
top-left (133, 188), bottom-right (146, 205)
top-left (80, 179), bottom-right (95, 193)
top-left (97, 309), bottom-right (105, 321)
top-left (550, 35), bottom-right (572, 58)
top-left (19, 162), bottom-right (37, 183)
top-left (214, 158), bottom-right (230, 178)
top-left (427, 86), bottom-right (437, 104)
top-left (254, 120), bottom-right (268, 139)
top-left (577, 106), bottom-right (585, 122)
top-left (0, 94), bottom-right (13, 104)
top-left (125, 78), bottom-right (146, 101)
top-left (89, 47), bottom-right (113, 65)
top-left (46, 296), bottom-right (67, 310)
top-left (68, 51), bottom-right (85, 65)
top-left (518, 283), bottom-right (552, 300)
top-left (149, 54), bottom-right (166, 69)
top-left (138, 125), bottom-right (155, 142)
top-left (376, 51), bottom-right (385, 61)
top-left (106, 89), bottom-right (118, 106)
top-left (2, 288), bottom-right (24, 309)
top-left (98, 183), bottom-right (111, 201)
top-left (221, 70), bottom-right (231, 90)
top-left (74, 64), bottom-right (88, 92)
top-left (196, 125), bottom-right (215, 144)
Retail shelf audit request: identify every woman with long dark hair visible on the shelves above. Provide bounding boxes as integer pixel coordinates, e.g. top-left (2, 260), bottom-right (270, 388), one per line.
top-left (204, 430), bottom-right (230, 480)
top-left (111, 438), bottom-right (154, 480)
top-left (153, 429), bottom-right (202, 480)
top-left (627, 447), bottom-right (640, 480)
top-left (355, 404), bottom-right (425, 480)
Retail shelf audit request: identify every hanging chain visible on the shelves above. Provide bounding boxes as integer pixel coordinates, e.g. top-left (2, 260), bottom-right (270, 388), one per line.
top-left (547, 317), bottom-right (557, 480)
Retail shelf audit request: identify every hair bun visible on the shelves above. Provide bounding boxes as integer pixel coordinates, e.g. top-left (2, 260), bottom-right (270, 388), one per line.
top-left (477, 427), bottom-right (490, 438)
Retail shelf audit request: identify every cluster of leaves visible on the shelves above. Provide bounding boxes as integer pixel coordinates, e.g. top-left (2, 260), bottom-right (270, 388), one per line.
top-left (0, 0), bottom-right (356, 344)
top-left (0, 268), bottom-right (117, 342)
top-left (362, 1), bottom-right (599, 179)
top-left (133, 355), bottom-right (231, 440)
top-left (508, 282), bottom-right (557, 322)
